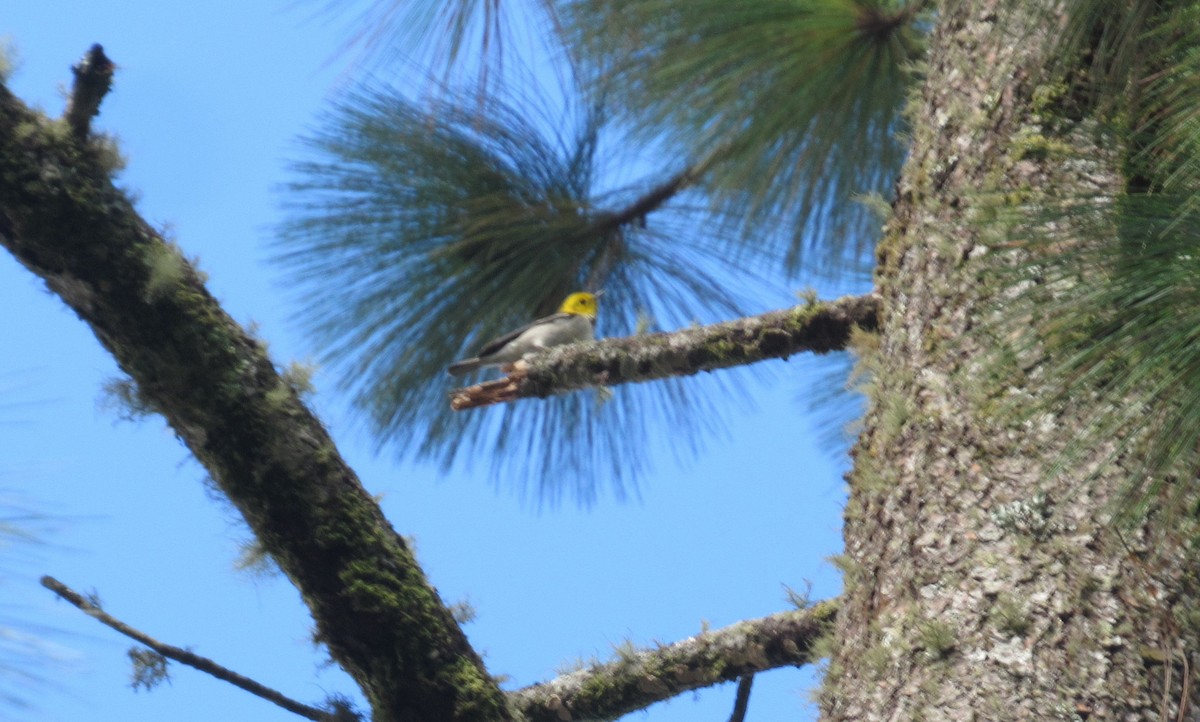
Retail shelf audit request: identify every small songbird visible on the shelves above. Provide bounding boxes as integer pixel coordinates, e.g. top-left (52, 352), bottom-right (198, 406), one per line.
top-left (448, 292), bottom-right (600, 376)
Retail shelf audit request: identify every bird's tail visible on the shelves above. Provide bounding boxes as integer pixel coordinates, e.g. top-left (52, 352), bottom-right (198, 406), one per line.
top-left (447, 358), bottom-right (481, 376)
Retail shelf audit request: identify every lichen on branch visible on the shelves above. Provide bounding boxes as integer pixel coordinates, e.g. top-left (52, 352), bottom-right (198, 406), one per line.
top-left (451, 293), bottom-right (880, 410)
top-left (511, 602), bottom-right (836, 722)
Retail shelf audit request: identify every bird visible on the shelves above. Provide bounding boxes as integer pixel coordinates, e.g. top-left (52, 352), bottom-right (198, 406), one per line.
top-left (448, 292), bottom-right (600, 376)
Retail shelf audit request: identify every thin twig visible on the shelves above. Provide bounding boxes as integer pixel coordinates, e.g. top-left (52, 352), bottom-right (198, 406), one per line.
top-left (593, 163), bottom-right (701, 235)
top-left (41, 576), bottom-right (333, 721)
top-left (728, 675), bottom-right (754, 722)
top-left (63, 44), bottom-right (115, 139)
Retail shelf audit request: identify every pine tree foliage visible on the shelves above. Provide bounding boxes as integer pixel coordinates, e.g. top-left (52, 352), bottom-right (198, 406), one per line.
top-left (278, 0), bottom-right (925, 498)
top-left (276, 82), bottom-right (748, 501)
top-left (319, 0), bottom-right (507, 82)
top-left (316, 0), bottom-right (575, 97)
top-left (7, 0), bottom-right (1200, 716)
top-left (562, 0), bottom-right (926, 272)
top-left (0, 487), bottom-right (54, 710)
top-left (284, 0), bottom-right (1200, 507)
top-left (985, 0), bottom-right (1200, 521)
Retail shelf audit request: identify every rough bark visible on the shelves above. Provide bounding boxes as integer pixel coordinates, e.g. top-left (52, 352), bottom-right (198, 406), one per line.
top-left (512, 603), bottom-right (835, 722)
top-left (0, 81), bottom-right (511, 722)
top-left (825, 2), bottom-right (1200, 720)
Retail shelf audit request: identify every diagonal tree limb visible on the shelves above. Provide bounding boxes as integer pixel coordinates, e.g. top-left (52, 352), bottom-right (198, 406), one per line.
top-left (451, 293), bottom-right (880, 410)
top-left (0, 62), bottom-right (509, 721)
top-left (510, 601), bottom-right (836, 722)
top-left (41, 576), bottom-right (335, 721)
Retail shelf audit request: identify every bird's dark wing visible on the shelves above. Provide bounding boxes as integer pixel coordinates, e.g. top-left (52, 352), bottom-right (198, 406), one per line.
top-left (474, 312), bottom-right (571, 357)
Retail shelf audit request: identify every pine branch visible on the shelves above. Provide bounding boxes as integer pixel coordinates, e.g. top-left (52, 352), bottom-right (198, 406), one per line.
top-left (510, 602), bottom-right (836, 722)
top-left (41, 576), bottom-right (335, 721)
top-left (593, 163), bottom-right (702, 235)
top-left (0, 57), bottom-right (508, 721)
top-left (63, 44), bottom-right (115, 139)
top-left (451, 293), bottom-right (880, 410)
top-left (577, 165), bottom-right (703, 289)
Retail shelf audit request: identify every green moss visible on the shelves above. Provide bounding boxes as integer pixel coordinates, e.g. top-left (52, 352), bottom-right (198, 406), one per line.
top-left (572, 676), bottom-right (615, 709)
top-left (98, 375), bottom-right (160, 420)
top-left (142, 242), bottom-right (188, 301)
top-left (283, 360), bottom-right (316, 395)
top-left (233, 537), bottom-right (280, 578)
top-left (1139, 645), bottom-right (1168, 664)
top-left (264, 378), bottom-right (294, 408)
top-left (701, 337), bottom-right (738, 358)
top-left (92, 132), bottom-right (127, 173)
top-left (12, 119), bottom-right (40, 144)
top-left (42, 117), bottom-right (75, 143)
top-left (991, 594), bottom-right (1031, 637)
top-left (862, 640), bottom-right (894, 676)
top-left (850, 458), bottom-right (892, 495)
top-left (847, 325), bottom-right (881, 355)
top-left (1174, 605), bottom-right (1200, 639)
top-left (809, 599), bottom-right (839, 624)
top-left (339, 556), bottom-right (429, 615)
top-left (444, 655), bottom-right (508, 718)
top-left (916, 619), bottom-right (956, 660)
top-left (974, 550), bottom-right (1002, 569)
top-left (811, 656), bottom-right (842, 710)
top-left (611, 639), bottom-right (640, 665)
top-left (0, 37), bottom-right (17, 82)
top-left (808, 627), bottom-right (837, 661)
top-left (826, 553), bottom-right (857, 575)
top-left (553, 656), bottom-right (597, 676)
top-left (878, 391), bottom-right (915, 443)
top-left (1031, 81), bottom-right (1069, 113)
top-left (1011, 129), bottom-right (1075, 161)
top-left (263, 362), bottom-right (316, 407)
top-left (828, 553), bottom-right (864, 587)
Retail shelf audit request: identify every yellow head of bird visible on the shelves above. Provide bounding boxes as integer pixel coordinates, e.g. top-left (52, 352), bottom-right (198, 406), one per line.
top-left (559, 291), bottom-right (600, 319)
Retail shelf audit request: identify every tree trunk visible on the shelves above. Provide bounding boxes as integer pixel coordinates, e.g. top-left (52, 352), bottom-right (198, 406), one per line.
top-left (825, 1), bottom-right (1200, 720)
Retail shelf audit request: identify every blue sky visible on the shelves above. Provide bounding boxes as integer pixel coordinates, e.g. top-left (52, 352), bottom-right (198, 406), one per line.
top-left (2, 2), bottom-right (860, 720)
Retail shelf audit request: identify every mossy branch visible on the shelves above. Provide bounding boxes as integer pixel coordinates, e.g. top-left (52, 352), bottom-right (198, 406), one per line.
top-left (41, 576), bottom-right (337, 721)
top-left (510, 602), bottom-right (837, 722)
top-left (451, 293), bottom-right (880, 410)
top-left (0, 60), bottom-right (508, 721)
